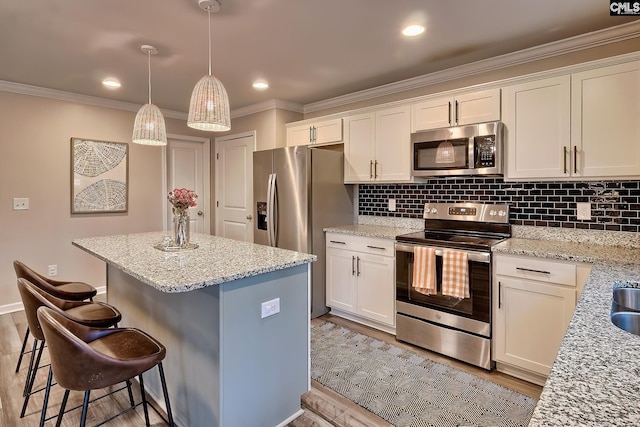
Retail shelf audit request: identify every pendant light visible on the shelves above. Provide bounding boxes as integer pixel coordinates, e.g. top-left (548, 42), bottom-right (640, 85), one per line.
top-left (132, 45), bottom-right (167, 146)
top-left (187, 0), bottom-right (231, 132)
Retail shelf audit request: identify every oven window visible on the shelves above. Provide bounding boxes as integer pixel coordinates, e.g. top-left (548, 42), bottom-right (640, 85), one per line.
top-left (396, 250), bottom-right (490, 322)
top-left (414, 138), bottom-right (469, 170)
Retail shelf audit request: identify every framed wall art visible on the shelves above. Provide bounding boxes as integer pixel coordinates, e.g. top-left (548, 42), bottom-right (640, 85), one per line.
top-left (71, 137), bottom-right (129, 214)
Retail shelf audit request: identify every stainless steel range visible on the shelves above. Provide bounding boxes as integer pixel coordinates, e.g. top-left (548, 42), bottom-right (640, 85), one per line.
top-left (395, 202), bottom-right (510, 370)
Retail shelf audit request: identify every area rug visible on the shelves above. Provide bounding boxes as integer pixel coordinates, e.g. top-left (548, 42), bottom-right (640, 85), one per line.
top-left (311, 321), bottom-right (537, 427)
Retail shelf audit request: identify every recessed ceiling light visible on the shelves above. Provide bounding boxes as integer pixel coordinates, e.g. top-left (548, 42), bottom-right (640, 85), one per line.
top-left (402, 24), bottom-right (425, 37)
top-left (102, 78), bottom-right (121, 89)
top-left (253, 80), bottom-right (269, 90)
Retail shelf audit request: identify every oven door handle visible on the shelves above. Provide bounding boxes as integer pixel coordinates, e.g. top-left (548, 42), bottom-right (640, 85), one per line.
top-left (394, 243), bottom-right (491, 263)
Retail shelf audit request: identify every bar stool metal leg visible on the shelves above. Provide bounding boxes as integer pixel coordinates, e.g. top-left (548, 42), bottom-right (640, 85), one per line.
top-left (39, 367), bottom-right (54, 427)
top-left (80, 390), bottom-right (91, 427)
top-left (55, 389), bottom-right (70, 427)
top-left (138, 374), bottom-right (151, 427)
top-left (158, 362), bottom-right (175, 426)
top-left (15, 327), bottom-right (30, 372)
top-left (21, 340), bottom-right (46, 417)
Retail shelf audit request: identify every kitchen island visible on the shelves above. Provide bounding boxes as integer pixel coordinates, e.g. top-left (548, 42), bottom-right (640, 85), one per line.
top-left (73, 231), bottom-right (316, 427)
top-left (493, 234), bottom-right (640, 427)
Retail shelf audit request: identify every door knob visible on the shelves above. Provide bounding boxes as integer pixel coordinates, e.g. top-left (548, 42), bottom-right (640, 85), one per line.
top-left (197, 211), bottom-right (203, 216)
top-left (246, 215), bottom-right (253, 220)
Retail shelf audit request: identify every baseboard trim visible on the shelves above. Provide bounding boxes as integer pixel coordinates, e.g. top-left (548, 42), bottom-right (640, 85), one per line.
top-left (0, 286), bottom-right (107, 316)
top-left (276, 409), bottom-right (305, 427)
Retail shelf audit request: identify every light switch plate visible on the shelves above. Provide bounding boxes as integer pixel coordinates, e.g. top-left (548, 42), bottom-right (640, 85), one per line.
top-left (388, 198), bottom-right (396, 212)
top-left (13, 198), bottom-right (29, 210)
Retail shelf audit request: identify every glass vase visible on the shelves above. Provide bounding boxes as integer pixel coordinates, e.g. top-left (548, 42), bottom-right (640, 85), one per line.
top-left (174, 209), bottom-right (190, 248)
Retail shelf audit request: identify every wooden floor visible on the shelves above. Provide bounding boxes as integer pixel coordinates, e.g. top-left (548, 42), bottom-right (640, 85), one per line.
top-left (1, 308), bottom-right (541, 427)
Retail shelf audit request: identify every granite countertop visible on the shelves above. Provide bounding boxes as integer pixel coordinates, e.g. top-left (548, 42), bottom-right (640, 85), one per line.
top-left (324, 224), bottom-right (422, 240)
top-left (73, 231), bottom-right (316, 293)
top-left (493, 238), bottom-right (640, 426)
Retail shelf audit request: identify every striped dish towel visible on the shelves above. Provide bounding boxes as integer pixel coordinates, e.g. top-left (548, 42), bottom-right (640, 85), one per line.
top-left (441, 249), bottom-right (470, 298)
top-left (412, 246), bottom-right (436, 295)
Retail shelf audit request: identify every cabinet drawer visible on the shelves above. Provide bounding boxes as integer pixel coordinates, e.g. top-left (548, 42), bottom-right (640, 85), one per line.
top-left (495, 254), bottom-right (576, 286)
top-left (326, 233), bottom-right (394, 256)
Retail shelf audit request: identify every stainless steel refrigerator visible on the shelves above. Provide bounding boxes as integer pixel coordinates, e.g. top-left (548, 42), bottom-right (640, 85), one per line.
top-left (253, 145), bottom-right (354, 318)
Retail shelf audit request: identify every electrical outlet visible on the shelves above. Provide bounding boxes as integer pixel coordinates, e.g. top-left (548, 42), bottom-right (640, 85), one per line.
top-left (388, 198), bottom-right (396, 212)
top-left (576, 202), bottom-right (592, 220)
top-left (13, 198), bottom-right (29, 210)
top-left (261, 298), bottom-right (280, 319)
top-left (47, 264), bottom-right (58, 277)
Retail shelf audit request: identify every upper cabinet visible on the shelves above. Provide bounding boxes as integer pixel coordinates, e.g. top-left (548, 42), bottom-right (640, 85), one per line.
top-left (503, 60), bottom-right (640, 180)
top-left (571, 61), bottom-right (640, 178)
top-left (503, 76), bottom-right (571, 179)
top-left (286, 117), bottom-right (343, 147)
top-left (411, 88), bottom-right (501, 132)
top-left (344, 105), bottom-right (411, 183)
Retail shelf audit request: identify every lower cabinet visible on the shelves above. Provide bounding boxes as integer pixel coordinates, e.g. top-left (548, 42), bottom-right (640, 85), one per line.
top-left (493, 253), bottom-right (590, 385)
top-left (326, 232), bottom-right (395, 332)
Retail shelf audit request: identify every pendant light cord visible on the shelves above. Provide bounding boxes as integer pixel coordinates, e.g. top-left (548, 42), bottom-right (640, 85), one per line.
top-left (208, 8), bottom-right (212, 76)
top-left (147, 51), bottom-right (152, 104)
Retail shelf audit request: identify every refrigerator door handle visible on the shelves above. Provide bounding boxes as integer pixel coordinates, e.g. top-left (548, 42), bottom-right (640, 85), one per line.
top-left (271, 173), bottom-right (278, 246)
top-left (266, 173), bottom-right (274, 246)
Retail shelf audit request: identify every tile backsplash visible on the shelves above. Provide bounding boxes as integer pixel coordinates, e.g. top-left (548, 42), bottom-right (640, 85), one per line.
top-left (359, 178), bottom-right (640, 232)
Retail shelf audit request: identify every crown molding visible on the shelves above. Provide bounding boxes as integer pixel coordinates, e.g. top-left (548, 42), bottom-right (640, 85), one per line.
top-left (0, 80), bottom-right (188, 119)
top-left (303, 20), bottom-right (640, 114)
top-left (231, 98), bottom-right (303, 118)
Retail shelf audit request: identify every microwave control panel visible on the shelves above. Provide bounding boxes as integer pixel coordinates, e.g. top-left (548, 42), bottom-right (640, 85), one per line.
top-left (474, 135), bottom-right (497, 168)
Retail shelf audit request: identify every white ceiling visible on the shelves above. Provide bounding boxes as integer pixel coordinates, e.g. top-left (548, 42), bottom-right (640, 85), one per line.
top-left (0, 1), bottom-right (638, 114)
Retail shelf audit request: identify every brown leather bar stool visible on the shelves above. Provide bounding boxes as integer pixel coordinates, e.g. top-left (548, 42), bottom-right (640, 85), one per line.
top-left (37, 306), bottom-right (175, 427)
top-left (14, 260), bottom-right (97, 373)
top-left (16, 278), bottom-right (123, 420)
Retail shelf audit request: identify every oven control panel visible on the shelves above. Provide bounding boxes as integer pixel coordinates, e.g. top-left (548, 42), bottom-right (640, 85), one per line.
top-left (423, 202), bottom-right (509, 223)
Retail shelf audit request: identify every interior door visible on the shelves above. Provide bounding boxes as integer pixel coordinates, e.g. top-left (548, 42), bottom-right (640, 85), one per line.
top-left (167, 137), bottom-right (209, 234)
top-left (215, 132), bottom-right (255, 242)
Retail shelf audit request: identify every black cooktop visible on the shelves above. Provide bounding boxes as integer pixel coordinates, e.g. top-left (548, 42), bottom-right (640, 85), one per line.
top-left (396, 230), bottom-right (508, 251)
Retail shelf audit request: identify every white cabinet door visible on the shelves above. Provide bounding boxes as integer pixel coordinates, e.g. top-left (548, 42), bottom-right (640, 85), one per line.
top-left (455, 88), bottom-right (501, 126)
top-left (374, 105), bottom-right (411, 182)
top-left (344, 112), bottom-right (375, 183)
top-left (356, 253), bottom-right (395, 326)
top-left (326, 247), bottom-right (357, 314)
top-left (411, 96), bottom-right (452, 132)
top-left (286, 124), bottom-right (313, 147)
top-left (286, 117), bottom-right (343, 146)
top-left (314, 118), bottom-right (343, 144)
top-left (502, 76), bottom-right (571, 179)
top-left (494, 277), bottom-right (576, 376)
top-left (572, 61), bottom-right (640, 178)
top-left (411, 89), bottom-right (501, 132)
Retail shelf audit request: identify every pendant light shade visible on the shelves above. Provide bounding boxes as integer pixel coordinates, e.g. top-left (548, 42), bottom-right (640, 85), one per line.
top-left (188, 74), bottom-right (230, 131)
top-left (132, 45), bottom-right (167, 146)
top-left (188, 0), bottom-right (231, 132)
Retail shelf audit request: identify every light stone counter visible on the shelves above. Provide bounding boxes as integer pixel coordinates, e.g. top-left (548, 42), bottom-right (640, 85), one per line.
top-left (324, 224), bottom-right (423, 240)
top-left (493, 238), bottom-right (640, 427)
top-left (73, 231), bottom-right (316, 293)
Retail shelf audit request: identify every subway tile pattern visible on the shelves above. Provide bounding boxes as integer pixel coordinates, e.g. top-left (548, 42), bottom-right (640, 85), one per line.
top-left (359, 178), bottom-right (640, 232)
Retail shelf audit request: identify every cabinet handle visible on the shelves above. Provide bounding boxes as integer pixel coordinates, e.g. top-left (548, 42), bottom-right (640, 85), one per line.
top-left (370, 160), bottom-right (373, 179)
top-left (374, 160), bottom-right (378, 179)
top-left (357, 256), bottom-right (361, 277)
top-left (573, 146), bottom-right (577, 174)
top-left (516, 267), bottom-right (551, 275)
top-left (498, 281), bottom-right (502, 309)
top-left (448, 101), bottom-right (452, 125)
top-left (367, 245), bottom-right (386, 250)
top-left (563, 146), bottom-right (568, 174)
top-left (330, 240), bottom-right (346, 244)
top-left (455, 100), bottom-right (459, 124)
top-left (352, 256), bottom-right (355, 276)
top-left (309, 126), bottom-right (313, 143)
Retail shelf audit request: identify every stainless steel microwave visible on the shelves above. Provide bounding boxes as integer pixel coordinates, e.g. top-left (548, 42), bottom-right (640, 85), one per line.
top-left (411, 121), bottom-right (504, 177)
